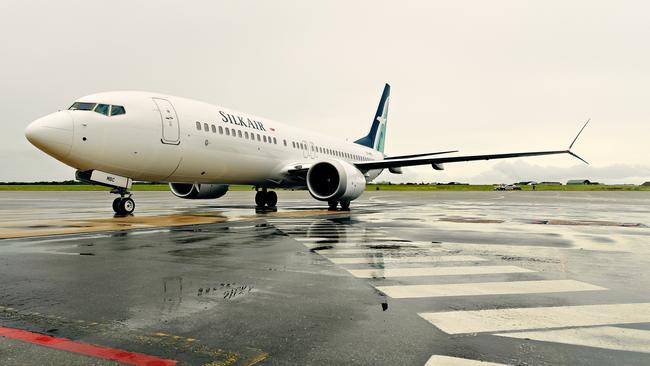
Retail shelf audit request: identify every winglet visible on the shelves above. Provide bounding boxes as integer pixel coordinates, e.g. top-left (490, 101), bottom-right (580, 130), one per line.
top-left (568, 151), bottom-right (589, 165)
top-left (567, 119), bottom-right (590, 164)
top-left (569, 118), bottom-right (590, 150)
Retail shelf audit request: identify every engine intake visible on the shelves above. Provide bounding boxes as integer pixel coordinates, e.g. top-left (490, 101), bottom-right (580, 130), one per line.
top-left (169, 183), bottom-right (229, 199)
top-left (306, 160), bottom-right (366, 201)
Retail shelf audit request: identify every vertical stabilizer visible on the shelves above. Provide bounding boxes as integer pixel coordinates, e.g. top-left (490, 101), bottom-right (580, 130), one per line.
top-left (354, 84), bottom-right (390, 153)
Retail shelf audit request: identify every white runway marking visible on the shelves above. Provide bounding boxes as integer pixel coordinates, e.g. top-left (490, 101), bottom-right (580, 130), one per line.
top-left (348, 265), bottom-right (534, 278)
top-left (419, 303), bottom-right (650, 335)
top-left (328, 255), bottom-right (485, 264)
top-left (424, 355), bottom-right (508, 366)
top-left (496, 326), bottom-right (650, 354)
top-left (377, 280), bottom-right (605, 299)
top-left (294, 237), bottom-right (332, 242)
top-left (315, 248), bottom-right (446, 255)
top-left (302, 241), bottom-right (430, 249)
top-left (295, 236), bottom-right (405, 242)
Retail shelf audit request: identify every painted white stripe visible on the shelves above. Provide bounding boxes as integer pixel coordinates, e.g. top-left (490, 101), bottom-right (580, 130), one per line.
top-left (302, 241), bottom-right (434, 249)
top-left (315, 248), bottom-right (446, 255)
top-left (348, 265), bottom-right (533, 278)
top-left (419, 303), bottom-right (650, 335)
top-left (329, 255), bottom-right (485, 264)
top-left (424, 355), bottom-right (508, 366)
top-left (377, 280), bottom-right (605, 299)
top-left (496, 326), bottom-right (650, 354)
top-left (284, 229), bottom-right (386, 233)
top-left (290, 233), bottom-right (390, 238)
top-left (295, 237), bottom-right (332, 242)
top-left (292, 236), bottom-right (401, 243)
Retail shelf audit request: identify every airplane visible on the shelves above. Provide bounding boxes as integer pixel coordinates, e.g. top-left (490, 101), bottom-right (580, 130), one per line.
top-left (25, 84), bottom-right (589, 215)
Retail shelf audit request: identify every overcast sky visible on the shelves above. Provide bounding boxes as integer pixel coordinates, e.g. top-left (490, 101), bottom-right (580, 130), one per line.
top-left (1, 1), bottom-right (649, 184)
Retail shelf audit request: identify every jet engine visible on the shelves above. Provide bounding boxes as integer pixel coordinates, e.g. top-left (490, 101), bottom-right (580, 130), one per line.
top-left (169, 183), bottom-right (229, 199)
top-left (306, 160), bottom-right (366, 202)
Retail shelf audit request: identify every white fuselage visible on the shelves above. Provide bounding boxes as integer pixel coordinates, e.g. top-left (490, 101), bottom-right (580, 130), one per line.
top-left (26, 91), bottom-right (384, 187)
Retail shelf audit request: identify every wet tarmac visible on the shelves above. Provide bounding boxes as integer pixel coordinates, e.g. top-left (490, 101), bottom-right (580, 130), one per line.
top-left (0, 190), bottom-right (649, 365)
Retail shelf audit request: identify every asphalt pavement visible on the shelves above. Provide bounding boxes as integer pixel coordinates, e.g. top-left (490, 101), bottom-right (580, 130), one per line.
top-left (0, 190), bottom-right (649, 365)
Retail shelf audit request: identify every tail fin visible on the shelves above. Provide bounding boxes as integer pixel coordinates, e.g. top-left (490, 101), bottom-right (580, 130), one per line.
top-left (354, 83), bottom-right (390, 153)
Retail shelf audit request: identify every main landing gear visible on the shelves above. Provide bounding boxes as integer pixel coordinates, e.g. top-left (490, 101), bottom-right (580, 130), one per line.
top-left (111, 188), bottom-right (135, 215)
top-left (328, 200), bottom-right (350, 211)
top-left (255, 188), bottom-right (277, 210)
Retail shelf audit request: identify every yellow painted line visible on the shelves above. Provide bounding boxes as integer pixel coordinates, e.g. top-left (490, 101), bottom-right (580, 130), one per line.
top-left (242, 351), bottom-right (269, 366)
top-left (0, 209), bottom-right (348, 239)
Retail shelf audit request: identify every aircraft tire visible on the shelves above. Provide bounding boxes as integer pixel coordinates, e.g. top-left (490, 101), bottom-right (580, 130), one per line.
top-left (119, 197), bottom-right (135, 215)
top-left (340, 200), bottom-right (350, 210)
top-left (112, 198), bottom-right (122, 213)
top-left (266, 191), bottom-right (278, 207)
top-left (255, 191), bottom-right (266, 207)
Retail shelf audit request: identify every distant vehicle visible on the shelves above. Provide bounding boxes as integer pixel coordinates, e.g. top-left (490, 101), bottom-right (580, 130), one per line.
top-left (495, 184), bottom-right (522, 191)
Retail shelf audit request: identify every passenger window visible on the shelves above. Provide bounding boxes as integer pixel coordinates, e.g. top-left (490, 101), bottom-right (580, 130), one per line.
top-left (232, 130), bottom-right (237, 138)
top-left (110, 105), bottom-right (126, 116)
top-left (219, 126), bottom-right (223, 134)
top-left (245, 131), bottom-right (249, 139)
top-left (211, 125), bottom-right (216, 133)
top-left (292, 142), bottom-right (295, 148)
top-left (196, 122), bottom-right (201, 130)
top-left (95, 104), bottom-right (110, 116)
top-left (225, 128), bottom-right (230, 136)
top-left (204, 123), bottom-right (209, 131)
top-left (263, 135), bottom-right (267, 143)
top-left (69, 102), bottom-right (96, 111)
top-left (273, 137), bottom-right (277, 144)
top-left (257, 134), bottom-right (261, 141)
top-left (238, 130), bottom-right (242, 138)
top-left (283, 139), bottom-right (287, 146)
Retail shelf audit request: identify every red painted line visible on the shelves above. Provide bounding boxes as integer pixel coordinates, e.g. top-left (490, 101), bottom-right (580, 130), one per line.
top-left (0, 326), bottom-right (176, 366)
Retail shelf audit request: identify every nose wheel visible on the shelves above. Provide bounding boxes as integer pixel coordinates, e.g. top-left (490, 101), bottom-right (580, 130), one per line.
top-left (111, 188), bottom-right (135, 215)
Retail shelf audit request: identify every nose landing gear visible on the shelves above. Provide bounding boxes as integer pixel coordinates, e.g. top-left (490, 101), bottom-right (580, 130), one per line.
top-left (111, 188), bottom-right (135, 215)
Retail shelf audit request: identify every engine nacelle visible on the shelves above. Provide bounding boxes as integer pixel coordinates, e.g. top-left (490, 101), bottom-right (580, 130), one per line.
top-left (169, 183), bottom-right (229, 199)
top-left (306, 160), bottom-right (366, 202)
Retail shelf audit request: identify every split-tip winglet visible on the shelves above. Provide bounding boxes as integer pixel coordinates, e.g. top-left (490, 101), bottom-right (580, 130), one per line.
top-left (567, 118), bottom-right (590, 164)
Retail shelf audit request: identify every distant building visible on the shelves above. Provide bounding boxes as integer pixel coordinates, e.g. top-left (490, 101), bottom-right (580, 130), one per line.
top-left (540, 181), bottom-right (562, 185)
top-left (567, 179), bottom-right (593, 185)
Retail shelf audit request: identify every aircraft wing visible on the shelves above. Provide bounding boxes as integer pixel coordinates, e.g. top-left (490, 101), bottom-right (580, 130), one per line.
top-left (355, 120), bottom-right (590, 171)
top-left (354, 149), bottom-right (586, 171)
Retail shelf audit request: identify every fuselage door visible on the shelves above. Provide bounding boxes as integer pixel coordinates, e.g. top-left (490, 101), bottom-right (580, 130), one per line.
top-left (154, 98), bottom-right (180, 145)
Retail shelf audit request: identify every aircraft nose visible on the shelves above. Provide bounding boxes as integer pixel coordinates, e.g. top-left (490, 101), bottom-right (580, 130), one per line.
top-left (25, 111), bottom-right (74, 159)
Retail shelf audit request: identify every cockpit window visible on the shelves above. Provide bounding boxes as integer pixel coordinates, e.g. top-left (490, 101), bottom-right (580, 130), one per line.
top-left (69, 102), bottom-right (126, 116)
top-left (69, 102), bottom-right (96, 111)
top-left (95, 104), bottom-right (110, 116)
top-left (110, 105), bottom-right (125, 116)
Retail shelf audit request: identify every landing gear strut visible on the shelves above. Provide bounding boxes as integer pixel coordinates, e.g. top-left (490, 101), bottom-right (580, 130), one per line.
top-left (255, 188), bottom-right (277, 209)
top-left (111, 188), bottom-right (135, 215)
